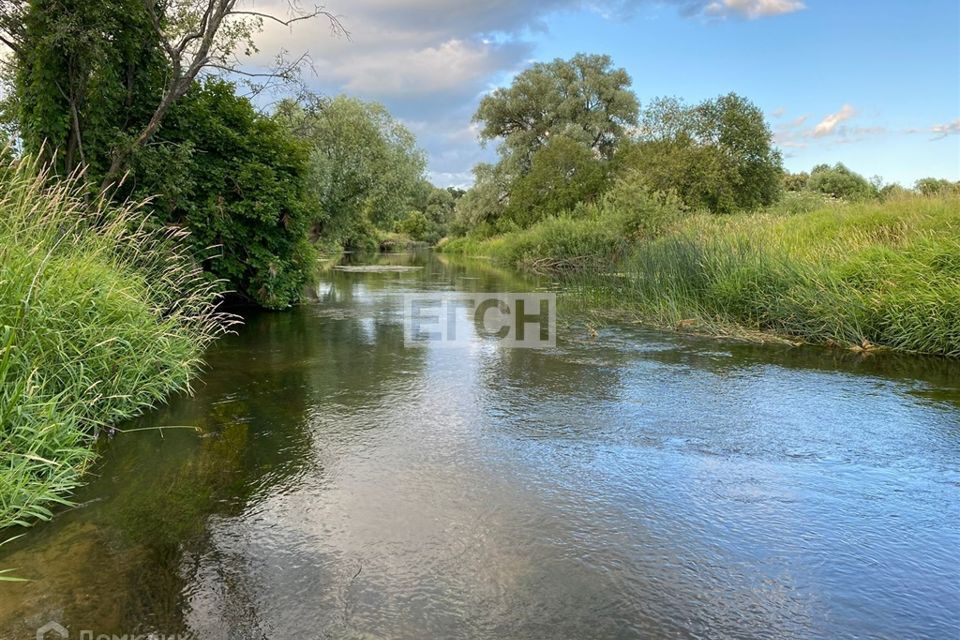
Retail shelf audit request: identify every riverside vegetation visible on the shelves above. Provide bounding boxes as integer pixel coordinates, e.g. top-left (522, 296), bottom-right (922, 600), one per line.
top-left (0, 158), bottom-right (231, 537)
top-left (440, 53), bottom-right (960, 358)
top-left (0, 0), bottom-right (458, 535)
top-left (0, 7), bottom-right (956, 540)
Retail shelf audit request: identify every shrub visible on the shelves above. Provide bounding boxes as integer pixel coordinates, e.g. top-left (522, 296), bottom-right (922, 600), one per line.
top-left (131, 80), bottom-right (315, 309)
top-left (806, 163), bottom-right (876, 201)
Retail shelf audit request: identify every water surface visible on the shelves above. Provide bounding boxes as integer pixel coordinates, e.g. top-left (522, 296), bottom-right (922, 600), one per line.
top-left (2, 252), bottom-right (958, 639)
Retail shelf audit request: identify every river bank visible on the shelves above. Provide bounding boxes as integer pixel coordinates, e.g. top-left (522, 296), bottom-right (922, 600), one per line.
top-left (0, 161), bottom-right (230, 535)
top-left (441, 194), bottom-right (960, 358)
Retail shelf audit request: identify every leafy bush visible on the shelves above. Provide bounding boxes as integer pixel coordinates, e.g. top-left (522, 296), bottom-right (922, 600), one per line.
top-left (0, 156), bottom-right (231, 529)
top-left (396, 209), bottom-right (451, 245)
top-left (132, 80), bottom-right (315, 309)
top-left (620, 93), bottom-right (783, 213)
top-left (806, 163), bottom-right (876, 201)
top-left (915, 178), bottom-right (960, 196)
top-left (504, 136), bottom-right (611, 227)
top-left (442, 179), bottom-right (683, 274)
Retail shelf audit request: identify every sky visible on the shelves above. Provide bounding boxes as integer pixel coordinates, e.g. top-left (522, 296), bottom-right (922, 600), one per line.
top-left (255, 0), bottom-right (960, 188)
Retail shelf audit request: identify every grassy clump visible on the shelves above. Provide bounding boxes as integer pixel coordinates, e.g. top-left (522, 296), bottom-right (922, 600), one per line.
top-left (615, 195), bottom-right (960, 356)
top-left (441, 181), bottom-right (682, 274)
top-left (0, 157), bottom-right (232, 530)
top-left (445, 191), bottom-right (960, 357)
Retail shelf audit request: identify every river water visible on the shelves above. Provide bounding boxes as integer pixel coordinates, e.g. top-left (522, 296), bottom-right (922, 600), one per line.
top-left (2, 251), bottom-right (958, 639)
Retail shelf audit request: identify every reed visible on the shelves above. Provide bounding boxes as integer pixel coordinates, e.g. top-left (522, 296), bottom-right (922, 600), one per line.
top-left (445, 192), bottom-right (960, 357)
top-left (0, 156), bottom-right (234, 530)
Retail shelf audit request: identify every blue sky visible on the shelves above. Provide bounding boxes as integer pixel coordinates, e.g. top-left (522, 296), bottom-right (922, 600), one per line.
top-left (258, 0), bottom-right (960, 187)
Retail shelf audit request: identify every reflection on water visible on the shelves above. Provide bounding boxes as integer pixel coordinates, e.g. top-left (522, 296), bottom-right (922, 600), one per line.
top-left (2, 251), bottom-right (959, 639)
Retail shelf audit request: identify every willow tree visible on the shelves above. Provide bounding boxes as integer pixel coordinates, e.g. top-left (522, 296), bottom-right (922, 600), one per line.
top-left (474, 53), bottom-right (638, 171)
top-left (275, 95), bottom-right (426, 248)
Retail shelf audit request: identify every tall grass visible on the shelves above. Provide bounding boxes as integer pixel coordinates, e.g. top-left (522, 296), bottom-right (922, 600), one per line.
top-left (447, 192), bottom-right (960, 357)
top-left (441, 185), bottom-right (682, 274)
top-left (0, 156), bottom-right (233, 530)
top-left (610, 196), bottom-right (960, 355)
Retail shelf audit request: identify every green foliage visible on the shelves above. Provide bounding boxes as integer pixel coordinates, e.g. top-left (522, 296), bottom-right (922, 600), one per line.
top-left (783, 171), bottom-right (809, 192)
top-left (505, 136), bottom-right (611, 227)
top-left (806, 163), bottom-right (877, 201)
top-left (406, 180), bottom-right (461, 242)
top-left (613, 195), bottom-right (960, 356)
top-left (275, 95), bottom-right (427, 248)
top-left (915, 177), bottom-right (960, 196)
top-left (443, 178), bottom-right (683, 273)
top-left (475, 53), bottom-right (638, 169)
top-left (445, 214), bottom-right (629, 275)
top-left (452, 162), bottom-right (511, 235)
top-left (0, 156), bottom-right (230, 529)
top-left (131, 80), bottom-right (315, 309)
top-left (621, 93), bottom-right (783, 213)
top-left (395, 211), bottom-right (434, 242)
top-left (15, 0), bottom-right (163, 177)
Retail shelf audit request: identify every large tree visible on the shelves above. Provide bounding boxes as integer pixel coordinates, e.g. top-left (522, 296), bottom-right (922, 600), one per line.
top-left (131, 79), bottom-right (315, 309)
top-left (274, 95), bottom-right (426, 248)
top-left (2, 0), bottom-right (343, 187)
top-left (623, 93), bottom-right (783, 213)
top-left (505, 136), bottom-right (611, 227)
top-left (474, 53), bottom-right (638, 170)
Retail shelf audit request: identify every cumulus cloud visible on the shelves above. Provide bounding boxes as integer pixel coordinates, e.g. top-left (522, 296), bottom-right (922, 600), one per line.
top-left (704, 0), bottom-right (805, 19)
top-left (811, 104), bottom-right (857, 137)
top-left (773, 106), bottom-right (886, 149)
top-left (241, 0), bottom-right (808, 185)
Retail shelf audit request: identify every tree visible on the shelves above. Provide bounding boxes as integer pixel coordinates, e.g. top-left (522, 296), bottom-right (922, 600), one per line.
top-left (623, 93), bottom-right (783, 213)
top-left (915, 177), bottom-right (960, 196)
top-left (783, 171), bottom-right (809, 192)
top-left (131, 79), bottom-right (314, 309)
top-left (806, 163), bottom-right (876, 201)
top-left (3, 0), bottom-right (343, 187)
top-left (505, 136), bottom-right (610, 227)
top-left (274, 95), bottom-right (426, 248)
top-left (474, 53), bottom-right (638, 170)
top-left (451, 162), bottom-right (511, 235)
top-left (12, 0), bottom-right (166, 176)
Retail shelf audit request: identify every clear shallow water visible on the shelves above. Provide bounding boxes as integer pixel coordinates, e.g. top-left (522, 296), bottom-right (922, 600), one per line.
top-left (2, 251), bottom-right (959, 639)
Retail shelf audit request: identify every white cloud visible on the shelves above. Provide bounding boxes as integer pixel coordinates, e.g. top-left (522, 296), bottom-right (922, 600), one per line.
top-left (774, 106), bottom-right (886, 150)
top-left (235, 0), bottom-right (809, 185)
top-left (930, 118), bottom-right (960, 139)
top-left (704, 0), bottom-right (805, 19)
top-left (811, 104), bottom-right (857, 137)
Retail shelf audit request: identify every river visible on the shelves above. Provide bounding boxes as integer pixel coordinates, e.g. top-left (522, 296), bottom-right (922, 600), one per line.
top-left (1, 251), bottom-right (958, 639)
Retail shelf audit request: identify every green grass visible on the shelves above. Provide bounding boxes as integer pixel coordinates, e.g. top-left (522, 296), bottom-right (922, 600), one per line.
top-left (445, 193), bottom-right (960, 357)
top-left (0, 157), bottom-right (233, 531)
